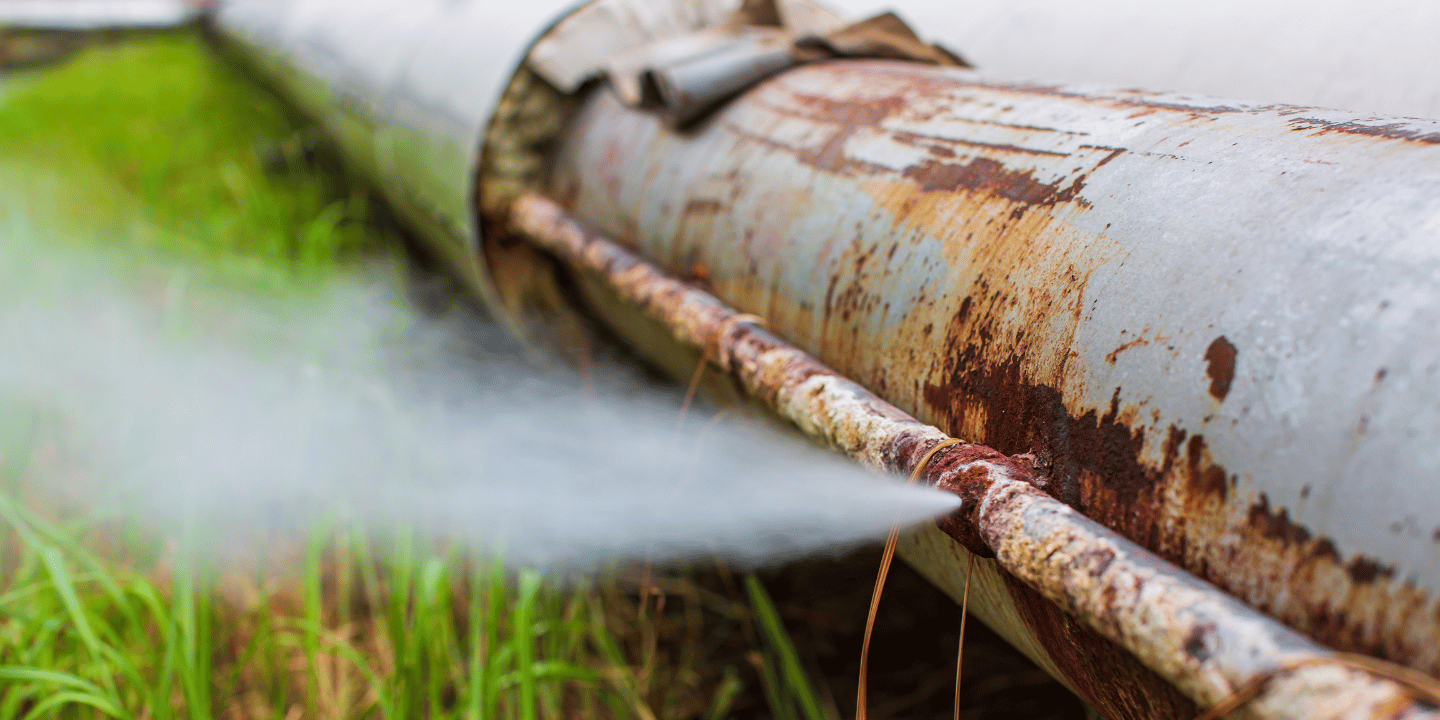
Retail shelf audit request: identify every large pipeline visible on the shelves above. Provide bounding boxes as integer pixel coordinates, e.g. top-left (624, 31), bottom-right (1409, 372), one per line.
top-left (204, 0), bottom-right (1440, 717)
top-left (510, 190), bottom-right (1439, 720)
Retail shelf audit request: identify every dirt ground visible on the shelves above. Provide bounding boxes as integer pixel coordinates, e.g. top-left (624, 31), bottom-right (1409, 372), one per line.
top-left (734, 548), bottom-right (1087, 720)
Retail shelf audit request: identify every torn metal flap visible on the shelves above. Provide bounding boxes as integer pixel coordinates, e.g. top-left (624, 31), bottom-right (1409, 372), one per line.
top-left (526, 0), bottom-right (751, 94)
top-left (645, 27), bottom-right (794, 123)
top-left (791, 10), bottom-right (968, 67)
top-left (526, 0), bottom-right (843, 93)
top-left (603, 27), bottom-right (749, 106)
top-left (525, 0), bottom-right (966, 128)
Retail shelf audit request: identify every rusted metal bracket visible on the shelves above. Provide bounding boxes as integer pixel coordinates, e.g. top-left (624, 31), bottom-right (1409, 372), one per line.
top-left (509, 191), bottom-right (1440, 720)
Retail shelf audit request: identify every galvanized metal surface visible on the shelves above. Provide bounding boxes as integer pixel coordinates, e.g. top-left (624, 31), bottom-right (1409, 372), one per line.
top-left (510, 191), bottom-right (1440, 720)
top-left (211, 0), bottom-right (589, 326)
top-left (544, 60), bottom-right (1440, 705)
top-left (822, 0), bottom-right (1440, 121)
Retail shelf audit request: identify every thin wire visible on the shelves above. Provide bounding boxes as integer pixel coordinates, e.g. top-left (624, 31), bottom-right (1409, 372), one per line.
top-left (857, 437), bottom-right (965, 720)
top-left (677, 352), bottom-right (708, 428)
top-left (954, 552), bottom-right (975, 720)
top-left (678, 313), bottom-right (765, 427)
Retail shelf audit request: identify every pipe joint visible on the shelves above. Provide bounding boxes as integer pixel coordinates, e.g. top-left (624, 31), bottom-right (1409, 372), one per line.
top-left (916, 443), bottom-right (1041, 558)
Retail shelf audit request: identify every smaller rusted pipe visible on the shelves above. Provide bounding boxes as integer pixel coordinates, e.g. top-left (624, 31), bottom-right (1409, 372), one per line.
top-left (508, 191), bottom-right (949, 476)
top-left (508, 191), bottom-right (1439, 720)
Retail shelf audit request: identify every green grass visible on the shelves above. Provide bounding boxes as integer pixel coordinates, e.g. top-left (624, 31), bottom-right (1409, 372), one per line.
top-left (0, 32), bottom-right (375, 290)
top-left (0, 31), bottom-right (832, 720)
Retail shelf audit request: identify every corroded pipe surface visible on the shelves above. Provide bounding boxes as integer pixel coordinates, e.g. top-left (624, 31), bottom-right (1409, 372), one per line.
top-left (510, 191), bottom-right (1440, 720)
top-left (545, 61), bottom-right (1440, 700)
top-left (211, 0), bottom-right (1440, 713)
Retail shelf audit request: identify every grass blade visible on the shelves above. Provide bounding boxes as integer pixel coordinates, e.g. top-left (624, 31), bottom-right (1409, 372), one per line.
top-left (706, 665), bottom-right (744, 720)
top-left (514, 570), bottom-right (542, 720)
top-left (745, 574), bottom-right (828, 720)
top-left (18, 690), bottom-right (124, 719)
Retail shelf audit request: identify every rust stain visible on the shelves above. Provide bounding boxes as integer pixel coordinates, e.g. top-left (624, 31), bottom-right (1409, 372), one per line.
top-left (921, 328), bottom-right (1440, 674)
top-left (683, 198), bottom-right (725, 214)
top-left (1203, 336), bottom-right (1237, 401)
top-left (890, 129), bottom-right (1071, 158)
top-left (540, 59), bottom-right (1440, 705)
top-left (900, 156), bottom-right (1087, 207)
top-left (912, 73), bottom-right (1247, 116)
top-left (927, 444), bottom-right (1025, 557)
top-left (1248, 493), bottom-right (1334, 556)
top-left (999, 570), bottom-right (1198, 720)
top-left (1288, 117), bottom-right (1440, 145)
top-left (777, 92), bottom-right (909, 173)
top-left (1105, 336), bottom-right (1149, 364)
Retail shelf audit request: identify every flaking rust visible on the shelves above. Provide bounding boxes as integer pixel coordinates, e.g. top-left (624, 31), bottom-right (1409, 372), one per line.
top-left (210, 0), bottom-right (1440, 714)
top-left (509, 192), bottom-right (1439, 720)
top-left (546, 57), bottom-right (1440, 714)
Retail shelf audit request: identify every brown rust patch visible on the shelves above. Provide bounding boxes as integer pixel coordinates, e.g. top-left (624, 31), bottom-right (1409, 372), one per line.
top-left (890, 129), bottom-right (1070, 158)
top-left (1347, 557), bottom-right (1397, 585)
top-left (683, 198), bottom-right (725, 215)
top-left (1249, 494), bottom-right (1326, 552)
top-left (1289, 117), bottom-right (1440, 145)
top-left (999, 570), bottom-right (1198, 720)
top-left (900, 156), bottom-right (1087, 208)
top-left (912, 71), bottom-right (1247, 116)
top-left (924, 443), bottom-right (1039, 557)
top-left (741, 70), bottom-right (1120, 223)
top-left (921, 332), bottom-right (1440, 674)
top-left (776, 92), bottom-right (909, 173)
top-left (1105, 336), bottom-right (1148, 364)
top-left (1184, 435), bottom-right (1227, 497)
top-left (1203, 336), bottom-right (1237, 401)
top-left (545, 59), bottom-right (1440, 695)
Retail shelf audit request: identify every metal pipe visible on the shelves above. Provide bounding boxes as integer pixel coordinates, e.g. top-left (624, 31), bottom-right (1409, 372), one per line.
top-left (209, 0), bottom-right (582, 329)
top-left (510, 191), bottom-right (1439, 720)
top-left (208, 0), bottom-right (1440, 715)
top-left (545, 61), bottom-right (1440, 704)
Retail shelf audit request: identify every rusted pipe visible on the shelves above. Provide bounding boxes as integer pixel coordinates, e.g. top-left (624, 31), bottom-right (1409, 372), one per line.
top-left (509, 191), bottom-right (1440, 720)
top-left (508, 192), bottom-right (950, 472)
top-left (209, 0), bottom-right (1440, 713)
top-left (543, 59), bottom-right (1440, 715)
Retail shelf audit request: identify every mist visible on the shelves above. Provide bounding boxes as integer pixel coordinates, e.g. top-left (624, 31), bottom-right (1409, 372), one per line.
top-left (0, 218), bottom-right (959, 570)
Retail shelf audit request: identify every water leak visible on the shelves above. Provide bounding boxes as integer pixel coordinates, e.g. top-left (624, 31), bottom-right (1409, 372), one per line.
top-left (0, 217), bottom-right (959, 569)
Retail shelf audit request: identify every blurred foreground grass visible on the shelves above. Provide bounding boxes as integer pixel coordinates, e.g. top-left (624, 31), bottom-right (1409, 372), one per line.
top-left (0, 32), bottom-right (828, 720)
